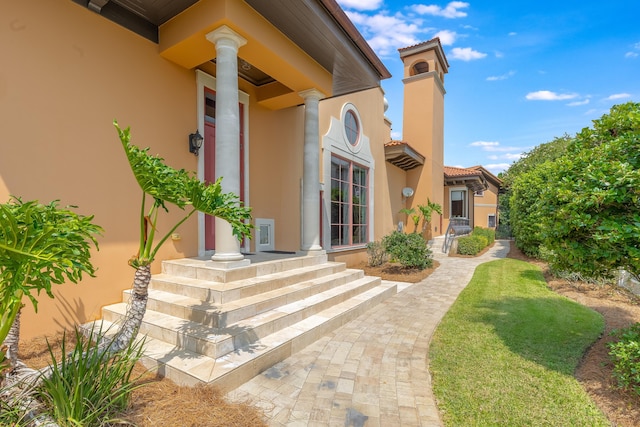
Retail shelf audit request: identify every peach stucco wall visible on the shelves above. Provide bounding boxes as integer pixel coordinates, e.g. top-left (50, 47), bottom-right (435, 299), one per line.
top-left (2, 1), bottom-right (433, 340)
top-left (1, 0), bottom-right (201, 339)
top-left (473, 183), bottom-right (500, 229)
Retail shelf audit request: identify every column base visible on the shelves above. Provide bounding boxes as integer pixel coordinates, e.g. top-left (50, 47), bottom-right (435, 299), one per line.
top-left (209, 258), bottom-right (251, 270)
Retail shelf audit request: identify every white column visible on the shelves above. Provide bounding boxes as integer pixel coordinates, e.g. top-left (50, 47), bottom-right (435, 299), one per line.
top-left (206, 26), bottom-right (248, 265)
top-left (299, 89), bottom-right (324, 252)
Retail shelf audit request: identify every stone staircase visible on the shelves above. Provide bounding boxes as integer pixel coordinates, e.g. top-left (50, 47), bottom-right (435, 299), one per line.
top-left (95, 252), bottom-right (397, 391)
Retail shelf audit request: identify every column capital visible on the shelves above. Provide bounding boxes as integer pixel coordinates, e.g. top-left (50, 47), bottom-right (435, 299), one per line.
top-left (206, 25), bottom-right (247, 49)
top-left (298, 88), bottom-right (325, 102)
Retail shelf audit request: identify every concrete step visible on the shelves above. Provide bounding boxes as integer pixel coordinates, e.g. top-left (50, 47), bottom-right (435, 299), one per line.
top-left (161, 252), bottom-right (328, 283)
top-left (100, 279), bottom-right (396, 390)
top-left (149, 261), bottom-right (346, 304)
top-left (104, 274), bottom-right (382, 360)
top-left (128, 269), bottom-right (365, 328)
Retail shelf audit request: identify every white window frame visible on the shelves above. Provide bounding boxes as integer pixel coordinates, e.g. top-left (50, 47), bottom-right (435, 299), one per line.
top-left (449, 187), bottom-right (468, 218)
top-left (322, 103), bottom-right (374, 251)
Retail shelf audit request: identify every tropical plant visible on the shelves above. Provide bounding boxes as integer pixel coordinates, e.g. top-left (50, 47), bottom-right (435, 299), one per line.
top-left (0, 198), bottom-right (102, 377)
top-left (399, 207), bottom-right (418, 232)
top-left (106, 121), bottom-right (252, 353)
top-left (418, 199), bottom-right (442, 233)
top-left (37, 326), bottom-right (145, 426)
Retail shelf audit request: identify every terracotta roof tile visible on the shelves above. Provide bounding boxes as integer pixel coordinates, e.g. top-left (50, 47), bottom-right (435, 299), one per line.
top-left (443, 166), bottom-right (482, 178)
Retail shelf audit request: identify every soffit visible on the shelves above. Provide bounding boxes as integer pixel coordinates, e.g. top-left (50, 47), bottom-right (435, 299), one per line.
top-left (74, 0), bottom-right (389, 96)
top-left (384, 140), bottom-right (425, 171)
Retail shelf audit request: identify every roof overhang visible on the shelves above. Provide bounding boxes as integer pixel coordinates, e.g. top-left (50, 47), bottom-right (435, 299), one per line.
top-left (72, 0), bottom-right (390, 107)
top-left (384, 141), bottom-right (425, 170)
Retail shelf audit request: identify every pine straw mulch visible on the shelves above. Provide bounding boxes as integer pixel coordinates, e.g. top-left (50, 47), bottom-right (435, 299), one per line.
top-left (506, 244), bottom-right (640, 427)
top-left (18, 334), bottom-right (267, 427)
top-left (353, 260), bottom-right (439, 282)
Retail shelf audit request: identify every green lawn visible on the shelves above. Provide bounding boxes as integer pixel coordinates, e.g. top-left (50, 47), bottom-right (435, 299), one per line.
top-left (429, 258), bottom-right (609, 426)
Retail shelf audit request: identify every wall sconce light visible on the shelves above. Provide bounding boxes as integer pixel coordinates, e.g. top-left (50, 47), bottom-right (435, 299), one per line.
top-left (189, 130), bottom-right (204, 156)
top-left (402, 187), bottom-right (414, 198)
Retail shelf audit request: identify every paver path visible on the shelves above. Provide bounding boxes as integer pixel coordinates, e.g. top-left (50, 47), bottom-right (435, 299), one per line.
top-left (227, 240), bottom-right (510, 426)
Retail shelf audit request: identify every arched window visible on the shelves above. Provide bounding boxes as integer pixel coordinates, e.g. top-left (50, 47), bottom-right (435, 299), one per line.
top-left (412, 61), bottom-right (429, 75)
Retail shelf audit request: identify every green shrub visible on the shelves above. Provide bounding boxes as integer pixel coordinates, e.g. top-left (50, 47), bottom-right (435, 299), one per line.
top-left (457, 235), bottom-right (483, 255)
top-left (607, 323), bottom-right (640, 396)
top-left (382, 231), bottom-right (433, 270)
top-left (37, 326), bottom-right (145, 426)
top-left (366, 240), bottom-right (387, 267)
top-left (473, 227), bottom-right (495, 245)
top-left (457, 228), bottom-right (495, 256)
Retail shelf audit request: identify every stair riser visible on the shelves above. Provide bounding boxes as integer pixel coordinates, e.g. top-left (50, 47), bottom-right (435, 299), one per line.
top-left (161, 254), bottom-right (329, 283)
top-left (231, 277), bottom-right (382, 348)
top-left (150, 263), bottom-right (346, 304)
top-left (115, 276), bottom-right (380, 360)
top-left (140, 283), bottom-right (397, 391)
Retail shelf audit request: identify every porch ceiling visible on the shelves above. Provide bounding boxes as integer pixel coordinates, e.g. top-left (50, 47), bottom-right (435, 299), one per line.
top-left (73, 0), bottom-right (390, 109)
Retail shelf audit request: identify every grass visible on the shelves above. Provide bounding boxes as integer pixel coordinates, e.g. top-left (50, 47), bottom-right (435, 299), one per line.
top-left (429, 258), bottom-right (609, 426)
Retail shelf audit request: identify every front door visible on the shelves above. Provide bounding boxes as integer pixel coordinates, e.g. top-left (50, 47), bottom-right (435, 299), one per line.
top-left (204, 89), bottom-right (245, 250)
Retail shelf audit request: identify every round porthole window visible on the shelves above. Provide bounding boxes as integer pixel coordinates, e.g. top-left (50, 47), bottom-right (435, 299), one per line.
top-left (344, 109), bottom-right (360, 146)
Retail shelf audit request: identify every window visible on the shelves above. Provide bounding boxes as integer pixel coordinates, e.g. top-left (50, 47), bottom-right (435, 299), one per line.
top-left (450, 189), bottom-right (467, 218)
top-left (488, 214), bottom-right (496, 228)
top-left (330, 156), bottom-right (368, 247)
top-left (344, 109), bottom-right (360, 146)
top-left (412, 61), bottom-right (429, 75)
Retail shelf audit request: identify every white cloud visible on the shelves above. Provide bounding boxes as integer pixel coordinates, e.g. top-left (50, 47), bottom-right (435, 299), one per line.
top-left (433, 29), bottom-right (457, 45)
top-left (450, 47), bottom-right (487, 61)
top-left (606, 93), bottom-right (631, 100)
top-left (470, 141), bottom-right (522, 153)
top-left (470, 141), bottom-right (499, 148)
top-left (345, 11), bottom-right (425, 57)
top-left (508, 32), bottom-right (517, 36)
top-left (337, 0), bottom-right (383, 11)
top-left (503, 153), bottom-right (524, 160)
top-left (525, 90), bottom-right (578, 101)
top-left (567, 99), bottom-right (590, 106)
top-left (485, 163), bottom-right (511, 174)
top-left (487, 153), bottom-right (523, 161)
top-left (625, 51), bottom-right (639, 58)
top-left (412, 1), bottom-right (470, 18)
top-left (486, 70), bottom-right (516, 81)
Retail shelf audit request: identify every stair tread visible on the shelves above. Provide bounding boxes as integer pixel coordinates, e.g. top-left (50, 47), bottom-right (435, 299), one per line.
top-left (125, 281), bottom-right (397, 385)
top-left (138, 268), bottom-right (365, 313)
top-left (154, 262), bottom-right (344, 289)
top-left (107, 275), bottom-right (382, 342)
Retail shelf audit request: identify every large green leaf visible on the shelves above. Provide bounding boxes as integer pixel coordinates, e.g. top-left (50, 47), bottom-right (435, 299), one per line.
top-left (0, 198), bottom-right (102, 346)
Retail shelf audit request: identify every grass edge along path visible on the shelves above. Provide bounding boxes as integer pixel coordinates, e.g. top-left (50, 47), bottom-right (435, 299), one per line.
top-left (429, 258), bottom-right (609, 426)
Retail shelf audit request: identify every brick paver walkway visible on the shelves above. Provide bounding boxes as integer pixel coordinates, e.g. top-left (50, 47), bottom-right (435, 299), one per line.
top-left (227, 240), bottom-right (510, 426)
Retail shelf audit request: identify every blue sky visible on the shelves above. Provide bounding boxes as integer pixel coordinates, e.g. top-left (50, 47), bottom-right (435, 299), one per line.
top-left (336, 0), bottom-right (640, 175)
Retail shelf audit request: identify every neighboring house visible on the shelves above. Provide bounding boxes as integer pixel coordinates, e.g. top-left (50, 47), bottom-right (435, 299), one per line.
top-left (2, 0), bottom-right (449, 341)
top-left (443, 165), bottom-right (503, 232)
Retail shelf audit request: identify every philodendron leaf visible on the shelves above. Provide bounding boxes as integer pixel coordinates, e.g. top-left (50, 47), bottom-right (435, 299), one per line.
top-left (114, 121), bottom-right (253, 240)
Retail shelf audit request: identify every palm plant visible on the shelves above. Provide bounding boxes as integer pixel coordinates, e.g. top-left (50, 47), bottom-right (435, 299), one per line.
top-left (418, 198), bottom-right (443, 233)
top-left (106, 121), bottom-right (252, 353)
top-left (0, 198), bottom-right (102, 378)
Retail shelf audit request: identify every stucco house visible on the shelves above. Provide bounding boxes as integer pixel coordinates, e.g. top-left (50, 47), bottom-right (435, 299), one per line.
top-left (443, 165), bottom-right (503, 232)
top-left (2, 0), bottom-right (464, 387)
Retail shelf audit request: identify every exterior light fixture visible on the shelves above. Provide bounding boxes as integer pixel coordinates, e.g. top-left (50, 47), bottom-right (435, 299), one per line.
top-left (402, 187), bottom-right (414, 198)
top-left (189, 130), bottom-right (204, 156)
